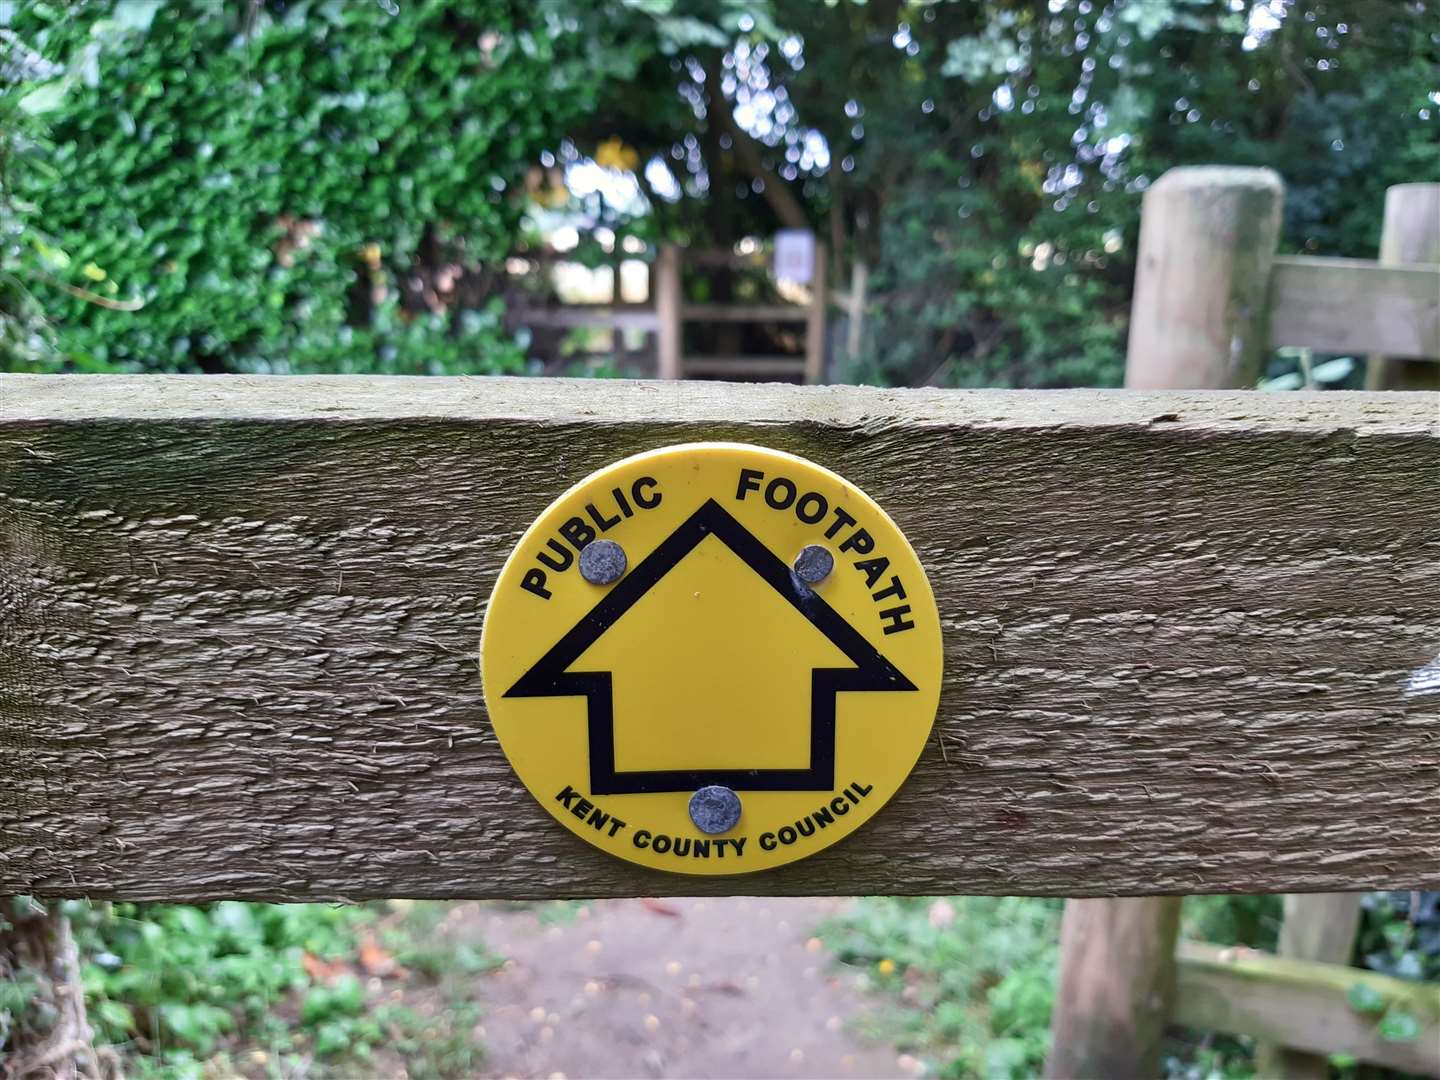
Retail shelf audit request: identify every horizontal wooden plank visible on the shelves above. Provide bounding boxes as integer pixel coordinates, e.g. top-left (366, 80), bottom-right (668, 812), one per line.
top-left (512, 307), bottom-right (659, 332)
top-left (683, 356), bottom-right (806, 378)
top-left (682, 304), bottom-right (807, 323)
top-left (2, 375), bottom-right (1439, 902)
top-left (1268, 256), bottom-right (1440, 358)
top-left (681, 249), bottom-right (770, 269)
top-left (1175, 942), bottom-right (1440, 1075)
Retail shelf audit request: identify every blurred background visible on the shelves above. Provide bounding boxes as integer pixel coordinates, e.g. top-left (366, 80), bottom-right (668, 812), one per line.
top-left (5, 0), bottom-right (1436, 387)
top-left (2, 1), bottom-right (1438, 1078)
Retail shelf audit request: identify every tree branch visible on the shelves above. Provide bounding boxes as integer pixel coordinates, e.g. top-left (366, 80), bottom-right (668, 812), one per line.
top-left (709, 99), bottom-right (811, 231)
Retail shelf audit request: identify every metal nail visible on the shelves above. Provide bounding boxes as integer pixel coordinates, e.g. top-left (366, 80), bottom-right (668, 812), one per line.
top-left (688, 785), bottom-right (742, 835)
top-left (792, 544), bottom-right (834, 585)
top-left (579, 540), bottom-right (627, 585)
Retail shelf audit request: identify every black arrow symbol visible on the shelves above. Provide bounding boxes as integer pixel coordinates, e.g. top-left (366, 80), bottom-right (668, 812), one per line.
top-left (505, 498), bottom-right (916, 795)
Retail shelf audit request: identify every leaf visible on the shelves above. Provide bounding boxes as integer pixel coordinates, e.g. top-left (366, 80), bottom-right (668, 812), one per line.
top-left (18, 80), bottom-right (68, 116)
top-left (1346, 982), bottom-right (1387, 1015)
top-left (113, 0), bottom-right (161, 31)
top-left (301, 951), bottom-right (348, 984)
top-left (1310, 356), bottom-right (1355, 384)
top-left (357, 935), bottom-right (396, 977)
top-left (97, 999), bottom-right (135, 1032)
top-left (1258, 372), bottom-right (1304, 391)
top-left (654, 16), bottom-right (729, 50)
top-left (1378, 1009), bottom-right (1421, 1042)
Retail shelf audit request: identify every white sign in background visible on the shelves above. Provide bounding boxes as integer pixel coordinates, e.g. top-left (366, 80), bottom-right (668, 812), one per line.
top-left (773, 228), bottom-right (816, 285)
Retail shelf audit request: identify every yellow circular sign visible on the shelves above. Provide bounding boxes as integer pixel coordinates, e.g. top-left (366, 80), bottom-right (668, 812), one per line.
top-left (480, 443), bottom-right (942, 875)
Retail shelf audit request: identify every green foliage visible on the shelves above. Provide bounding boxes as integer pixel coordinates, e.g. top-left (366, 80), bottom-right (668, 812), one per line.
top-left (65, 899), bottom-right (370, 1069)
top-left (1360, 891), bottom-right (1440, 983)
top-left (1182, 894), bottom-right (1281, 951)
top-left (6, 0), bottom-right (616, 373)
top-left (786, 0), bottom-right (1437, 387)
top-left (376, 1000), bottom-right (486, 1078)
top-left (56, 898), bottom-right (490, 1077)
top-left (821, 896), bottom-right (1062, 1078)
top-left (575, 0), bottom-right (1439, 388)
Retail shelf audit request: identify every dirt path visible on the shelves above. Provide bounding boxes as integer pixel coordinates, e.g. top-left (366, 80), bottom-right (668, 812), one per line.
top-left (458, 897), bottom-right (906, 1080)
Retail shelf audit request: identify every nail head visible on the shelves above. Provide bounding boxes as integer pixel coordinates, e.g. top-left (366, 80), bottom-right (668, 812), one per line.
top-left (793, 544), bottom-right (834, 585)
top-left (688, 785), bottom-right (742, 834)
top-left (579, 539), bottom-right (627, 585)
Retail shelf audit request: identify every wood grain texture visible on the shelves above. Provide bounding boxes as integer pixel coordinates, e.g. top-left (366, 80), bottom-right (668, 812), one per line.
top-left (3, 375), bottom-right (1440, 902)
top-left (1176, 942), bottom-right (1440, 1076)
top-left (1269, 256), bottom-right (1440, 360)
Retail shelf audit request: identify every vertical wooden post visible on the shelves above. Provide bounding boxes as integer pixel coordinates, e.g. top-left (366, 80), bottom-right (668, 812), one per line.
top-left (1365, 183), bottom-right (1440, 390)
top-left (609, 249), bottom-right (623, 360)
top-left (655, 245), bottom-right (682, 380)
top-left (1255, 893), bottom-right (1364, 1078)
top-left (1046, 898), bottom-right (1182, 1079)
top-left (1050, 165), bottom-right (1286, 1079)
top-left (845, 260), bottom-right (869, 362)
top-left (1125, 166), bottom-right (1284, 389)
top-left (804, 243), bottom-right (828, 384)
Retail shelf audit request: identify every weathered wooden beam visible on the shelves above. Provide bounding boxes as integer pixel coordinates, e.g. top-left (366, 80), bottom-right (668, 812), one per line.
top-left (1176, 942), bottom-right (1440, 1076)
top-left (3, 375), bottom-right (1439, 902)
top-left (1270, 255), bottom-right (1440, 360)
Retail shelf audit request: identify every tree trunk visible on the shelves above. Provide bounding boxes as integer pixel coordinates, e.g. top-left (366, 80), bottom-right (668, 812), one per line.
top-left (0, 899), bottom-right (107, 1080)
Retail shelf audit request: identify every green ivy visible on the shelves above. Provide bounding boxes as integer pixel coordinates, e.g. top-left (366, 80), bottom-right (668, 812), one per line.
top-left (66, 900), bottom-right (368, 1063)
top-left (7, 0), bottom-right (617, 373)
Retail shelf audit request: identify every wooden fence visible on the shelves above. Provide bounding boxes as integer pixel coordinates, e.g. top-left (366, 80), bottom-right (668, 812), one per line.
top-left (2, 170), bottom-right (1438, 1077)
top-left (1125, 170), bottom-right (1439, 390)
top-left (1050, 169), bottom-right (1440, 1079)
top-left (508, 245), bottom-right (831, 382)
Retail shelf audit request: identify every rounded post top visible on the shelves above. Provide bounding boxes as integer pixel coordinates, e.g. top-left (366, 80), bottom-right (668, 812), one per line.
top-left (1149, 165), bottom-right (1284, 195)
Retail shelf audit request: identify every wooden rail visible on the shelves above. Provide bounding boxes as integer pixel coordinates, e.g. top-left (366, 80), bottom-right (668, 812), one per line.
top-left (1176, 943), bottom-right (1440, 1076)
top-left (1267, 256), bottom-right (1440, 358)
top-left (3, 375), bottom-right (1439, 902)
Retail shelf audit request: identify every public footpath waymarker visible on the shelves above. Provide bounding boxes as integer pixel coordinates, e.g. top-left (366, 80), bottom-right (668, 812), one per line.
top-left (481, 443), bottom-right (943, 875)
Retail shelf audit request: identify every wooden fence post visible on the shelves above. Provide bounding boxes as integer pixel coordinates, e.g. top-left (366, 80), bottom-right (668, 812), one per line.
top-left (656, 245), bottom-right (682, 380)
top-left (1125, 166), bottom-right (1284, 389)
top-left (844, 260), bottom-right (869, 363)
top-left (804, 243), bottom-right (828, 384)
top-left (1049, 165), bottom-right (1286, 1079)
top-left (1364, 183), bottom-right (1440, 391)
top-left (1046, 898), bottom-right (1183, 1079)
top-left (1255, 893), bottom-right (1365, 1078)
